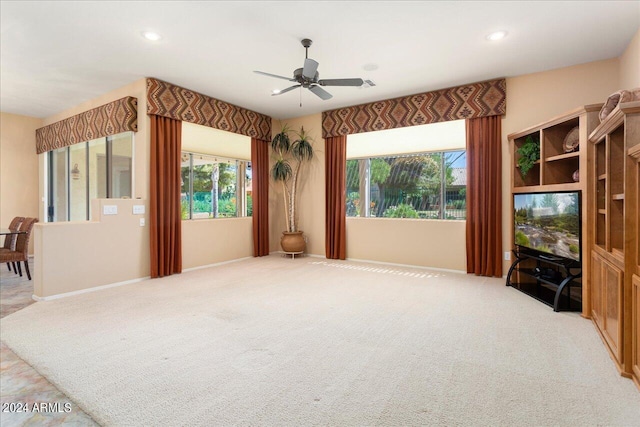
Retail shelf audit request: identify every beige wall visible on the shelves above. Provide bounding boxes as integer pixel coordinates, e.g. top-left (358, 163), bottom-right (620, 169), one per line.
top-left (269, 115), bottom-right (326, 256)
top-left (0, 113), bottom-right (42, 254)
top-left (346, 218), bottom-right (466, 271)
top-left (619, 28), bottom-right (640, 90)
top-left (503, 58), bottom-right (619, 136)
top-left (501, 58), bottom-right (621, 274)
top-left (182, 122), bottom-right (251, 159)
top-left (33, 198), bottom-right (149, 298)
top-left (30, 79), bottom-right (150, 297)
top-left (182, 218), bottom-right (253, 269)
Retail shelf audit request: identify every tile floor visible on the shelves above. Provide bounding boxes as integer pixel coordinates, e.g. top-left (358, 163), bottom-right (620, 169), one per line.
top-left (1, 260), bottom-right (98, 426)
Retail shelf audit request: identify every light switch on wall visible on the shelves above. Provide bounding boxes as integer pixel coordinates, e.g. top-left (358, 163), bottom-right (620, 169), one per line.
top-left (133, 205), bottom-right (145, 215)
top-left (103, 205), bottom-right (118, 215)
top-left (139, 218), bottom-right (146, 226)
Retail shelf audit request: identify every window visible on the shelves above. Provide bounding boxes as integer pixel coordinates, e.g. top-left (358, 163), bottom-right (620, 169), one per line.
top-left (46, 132), bottom-right (133, 222)
top-left (346, 150), bottom-right (466, 220)
top-left (180, 152), bottom-right (252, 220)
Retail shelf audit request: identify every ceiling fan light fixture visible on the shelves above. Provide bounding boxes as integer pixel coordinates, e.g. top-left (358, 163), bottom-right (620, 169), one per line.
top-left (272, 89), bottom-right (281, 94)
top-left (486, 30), bottom-right (507, 41)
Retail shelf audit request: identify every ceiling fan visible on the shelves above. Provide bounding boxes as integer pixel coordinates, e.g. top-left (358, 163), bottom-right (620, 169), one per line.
top-left (254, 38), bottom-right (364, 100)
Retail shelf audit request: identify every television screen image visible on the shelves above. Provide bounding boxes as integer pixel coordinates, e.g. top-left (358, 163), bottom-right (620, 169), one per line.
top-left (513, 191), bottom-right (581, 262)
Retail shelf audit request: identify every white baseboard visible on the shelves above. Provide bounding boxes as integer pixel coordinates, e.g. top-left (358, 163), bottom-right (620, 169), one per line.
top-left (270, 250), bottom-right (465, 274)
top-left (33, 276), bottom-right (151, 301)
top-left (182, 256), bottom-right (253, 272)
top-left (344, 257), bottom-right (466, 274)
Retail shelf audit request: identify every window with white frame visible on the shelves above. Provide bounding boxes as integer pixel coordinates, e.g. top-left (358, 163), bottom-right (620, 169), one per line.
top-left (46, 131), bottom-right (133, 222)
top-left (345, 120), bottom-right (466, 220)
top-left (180, 152), bottom-right (252, 219)
top-left (346, 150), bottom-right (466, 219)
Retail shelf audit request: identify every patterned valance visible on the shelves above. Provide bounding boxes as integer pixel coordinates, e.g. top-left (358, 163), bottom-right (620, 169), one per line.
top-left (322, 79), bottom-right (506, 138)
top-left (35, 97), bottom-right (138, 154)
top-left (146, 78), bottom-right (271, 141)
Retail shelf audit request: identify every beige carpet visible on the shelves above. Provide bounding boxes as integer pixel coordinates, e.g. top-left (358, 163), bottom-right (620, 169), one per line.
top-left (1, 255), bottom-right (639, 426)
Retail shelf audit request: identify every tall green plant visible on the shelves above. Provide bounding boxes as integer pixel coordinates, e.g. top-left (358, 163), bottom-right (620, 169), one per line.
top-left (270, 124), bottom-right (315, 232)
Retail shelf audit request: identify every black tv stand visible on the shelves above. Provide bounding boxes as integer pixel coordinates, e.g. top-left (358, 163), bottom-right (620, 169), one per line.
top-left (538, 254), bottom-right (563, 262)
top-left (506, 248), bottom-right (582, 312)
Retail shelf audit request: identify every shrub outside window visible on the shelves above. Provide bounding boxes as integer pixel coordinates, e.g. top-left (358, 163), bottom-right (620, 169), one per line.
top-left (180, 152), bottom-right (252, 220)
top-left (346, 150), bottom-right (466, 220)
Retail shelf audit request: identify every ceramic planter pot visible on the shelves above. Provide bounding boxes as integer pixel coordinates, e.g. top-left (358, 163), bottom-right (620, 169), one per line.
top-left (281, 231), bottom-right (305, 253)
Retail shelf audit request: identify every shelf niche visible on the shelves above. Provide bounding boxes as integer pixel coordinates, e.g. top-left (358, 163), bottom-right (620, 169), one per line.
top-left (513, 132), bottom-right (541, 188)
top-left (508, 104), bottom-right (602, 318)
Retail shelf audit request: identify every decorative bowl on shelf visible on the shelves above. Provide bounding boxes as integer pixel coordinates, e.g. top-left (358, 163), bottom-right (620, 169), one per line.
top-left (563, 126), bottom-right (579, 152)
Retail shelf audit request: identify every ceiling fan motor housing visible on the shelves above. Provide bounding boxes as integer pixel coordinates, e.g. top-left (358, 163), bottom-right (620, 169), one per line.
top-left (293, 68), bottom-right (319, 87)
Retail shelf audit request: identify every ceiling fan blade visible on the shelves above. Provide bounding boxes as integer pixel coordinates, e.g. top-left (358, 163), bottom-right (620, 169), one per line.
top-left (271, 85), bottom-right (301, 96)
top-left (254, 70), bottom-right (296, 82)
top-left (308, 85), bottom-right (332, 100)
top-left (318, 78), bottom-right (364, 87)
top-left (302, 59), bottom-right (319, 80)
top-left (318, 79), bottom-right (364, 86)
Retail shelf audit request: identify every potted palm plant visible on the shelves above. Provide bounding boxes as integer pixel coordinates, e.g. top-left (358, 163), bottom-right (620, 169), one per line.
top-left (271, 124), bottom-right (315, 253)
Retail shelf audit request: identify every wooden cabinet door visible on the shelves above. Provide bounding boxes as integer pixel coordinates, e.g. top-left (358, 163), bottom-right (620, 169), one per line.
top-left (591, 251), bottom-right (604, 329)
top-left (602, 259), bottom-right (624, 361)
top-left (633, 274), bottom-right (640, 385)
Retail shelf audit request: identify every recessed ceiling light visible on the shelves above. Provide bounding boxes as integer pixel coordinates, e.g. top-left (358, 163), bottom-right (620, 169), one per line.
top-left (141, 31), bottom-right (162, 41)
top-left (363, 63), bottom-right (379, 71)
top-left (486, 30), bottom-right (507, 41)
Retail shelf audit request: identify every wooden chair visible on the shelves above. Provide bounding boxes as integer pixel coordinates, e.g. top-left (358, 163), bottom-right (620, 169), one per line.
top-left (0, 217), bottom-right (37, 280)
top-left (1, 216), bottom-right (24, 272)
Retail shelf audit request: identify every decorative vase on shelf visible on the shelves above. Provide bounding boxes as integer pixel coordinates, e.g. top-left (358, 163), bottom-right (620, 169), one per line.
top-left (563, 126), bottom-right (580, 153)
top-left (572, 169), bottom-right (579, 182)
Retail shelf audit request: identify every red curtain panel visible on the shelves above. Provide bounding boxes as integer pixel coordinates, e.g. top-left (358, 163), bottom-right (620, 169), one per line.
top-left (465, 116), bottom-right (503, 277)
top-left (251, 138), bottom-right (270, 256)
top-left (150, 115), bottom-right (183, 278)
top-left (325, 135), bottom-right (347, 260)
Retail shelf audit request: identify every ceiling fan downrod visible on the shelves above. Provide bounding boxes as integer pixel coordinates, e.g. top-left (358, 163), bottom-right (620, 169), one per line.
top-left (301, 38), bottom-right (312, 59)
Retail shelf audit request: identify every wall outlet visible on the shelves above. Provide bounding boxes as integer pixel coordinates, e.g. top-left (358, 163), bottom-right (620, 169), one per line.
top-left (139, 218), bottom-right (146, 226)
top-left (133, 205), bottom-right (145, 215)
top-left (504, 251), bottom-right (511, 261)
top-left (103, 205), bottom-right (118, 215)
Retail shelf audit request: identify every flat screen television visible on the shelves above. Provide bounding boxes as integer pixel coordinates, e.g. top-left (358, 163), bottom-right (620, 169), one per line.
top-left (513, 191), bottom-right (581, 262)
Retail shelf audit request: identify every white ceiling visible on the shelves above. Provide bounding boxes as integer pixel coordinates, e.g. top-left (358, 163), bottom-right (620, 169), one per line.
top-left (1, 1), bottom-right (638, 121)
